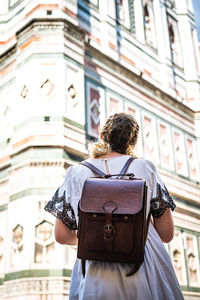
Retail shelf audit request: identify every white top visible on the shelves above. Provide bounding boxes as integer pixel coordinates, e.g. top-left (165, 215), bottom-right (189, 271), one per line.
top-left (45, 156), bottom-right (184, 300)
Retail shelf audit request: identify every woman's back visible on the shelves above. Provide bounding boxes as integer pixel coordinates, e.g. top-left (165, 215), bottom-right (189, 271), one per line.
top-left (45, 113), bottom-right (184, 300)
top-left (46, 156), bottom-right (183, 300)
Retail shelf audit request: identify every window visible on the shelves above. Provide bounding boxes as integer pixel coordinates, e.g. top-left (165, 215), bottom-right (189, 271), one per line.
top-left (116, 0), bottom-right (131, 29)
top-left (168, 17), bottom-right (183, 67)
top-left (143, 0), bottom-right (156, 47)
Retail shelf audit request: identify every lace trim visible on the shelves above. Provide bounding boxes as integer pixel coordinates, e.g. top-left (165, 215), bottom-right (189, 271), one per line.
top-left (44, 188), bottom-right (77, 230)
top-left (150, 184), bottom-right (176, 218)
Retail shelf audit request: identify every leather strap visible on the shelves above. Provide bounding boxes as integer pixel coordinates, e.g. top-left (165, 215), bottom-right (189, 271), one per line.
top-left (102, 201), bottom-right (118, 254)
top-left (80, 157), bottom-right (135, 178)
top-left (117, 157), bottom-right (135, 178)
top-left (82, 259), bottom-right (86, 277)
top-left (80, 161), bottom-right (105, 177)
top-left (126, 210), bottom-right (152, 277)
top-left (126, 263), bottom-right (141, 277)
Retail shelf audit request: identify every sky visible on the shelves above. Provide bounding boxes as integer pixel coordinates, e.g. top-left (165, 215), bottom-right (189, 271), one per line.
top-left (192, 0), bottom-right (200, 41)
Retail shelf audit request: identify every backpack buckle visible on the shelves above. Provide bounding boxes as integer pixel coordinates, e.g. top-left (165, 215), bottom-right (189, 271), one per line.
top-left (103, 224), bottom-right (115, 241)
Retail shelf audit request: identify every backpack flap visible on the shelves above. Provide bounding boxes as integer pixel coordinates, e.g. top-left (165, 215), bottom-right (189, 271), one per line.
top-left (79, 177), bottom-right (145, 215)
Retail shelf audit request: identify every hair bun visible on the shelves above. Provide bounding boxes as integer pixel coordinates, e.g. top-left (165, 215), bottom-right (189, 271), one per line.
top-left (91, 112), bottom-right (139, 158)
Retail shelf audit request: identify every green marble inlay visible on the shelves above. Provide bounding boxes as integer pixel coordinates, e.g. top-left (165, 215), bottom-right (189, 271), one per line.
top-left (175, 226), bottom-right (200, 236)
top-left (10, 188), bottom-right (55, 202)
top-left (13, 116), bottom-right (84, 132)
top-left (2, 269), bottom-right (72, 283)
top-left (14, 117), bottom-right (44, 131)
top-left (174, 197), bottom-right (200, 211)
top-left (11, 148), bottom-right (83, 167)
top-left (63, 53), bottom-right (83, 68)
top-left (0, 169), bottom-right (9, 180)
top-left (15, 51), bottom-right (83, 71)
top-left (0, 77), bottom-right (16, 91)
top-left (9, 0), bottom-right (23, 9)
top-left (0, 204), bottom-right (8, 212)
top-left (181, 285), bottom-right (200, 293)
top-left (0, 5), bottom-right (24, 24)
top-left (11, 148), bottom-right (64, 166)
top-left (63, 116), bottom-right (85, 130)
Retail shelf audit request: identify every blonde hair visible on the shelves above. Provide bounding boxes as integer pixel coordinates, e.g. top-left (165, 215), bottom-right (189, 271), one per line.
top-left (90, 113), bottom-right (139, 158)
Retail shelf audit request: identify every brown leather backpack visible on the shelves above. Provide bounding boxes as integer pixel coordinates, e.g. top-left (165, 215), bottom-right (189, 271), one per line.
top-left (77, 157), bottom-right (151, 276)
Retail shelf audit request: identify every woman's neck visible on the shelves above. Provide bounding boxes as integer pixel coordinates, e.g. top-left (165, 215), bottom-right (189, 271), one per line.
top-left (97, 152), bottom-right (125, 159)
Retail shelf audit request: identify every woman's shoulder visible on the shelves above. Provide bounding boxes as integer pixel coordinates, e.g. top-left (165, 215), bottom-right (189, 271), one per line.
top-left (132, 158), bottom-right (156, 170)
top-left (65, 161), bottom-right (94, 177)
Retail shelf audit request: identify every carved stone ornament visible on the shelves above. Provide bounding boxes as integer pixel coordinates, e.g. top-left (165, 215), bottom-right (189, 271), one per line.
top-left (90, 98), bottom-right (100, 126)
top-left (12, 225), bottom-right (23, 244)
top-left (40, 79), bottom-right (55, 98)
top-left (20, 85), bottom-right (29, 99)
top-left (36, 221), bottom-right (53, 242)
top-left (67, 84), bottom-right (78, 107)
top-left (68, 84), bottom-right (77, 99)
top-left (188, 252), bottom-right (197, 272)
top-left (173, 249), bottom-right (182, 270)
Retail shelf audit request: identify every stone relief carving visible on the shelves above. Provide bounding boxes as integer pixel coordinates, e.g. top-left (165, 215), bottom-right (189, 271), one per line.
top-left (35, 221), bottom-right (54, 263)
top-left (11, 225), bottom-right (24, 267)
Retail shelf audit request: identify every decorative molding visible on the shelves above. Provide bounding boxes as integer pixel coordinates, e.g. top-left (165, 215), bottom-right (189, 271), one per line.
top-left (64, 23), bottom-right (84, 42)
top-left (0, 18), bottom-right (84, 64)
top-left (0, 45), bottom-right (17, 65)
top-left (2, 278), bottom-right (70, 295)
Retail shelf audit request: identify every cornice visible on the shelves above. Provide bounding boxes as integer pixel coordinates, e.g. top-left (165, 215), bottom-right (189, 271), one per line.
top-left (0, 44), bottom-right (17, 62)
top-left (0, 18), bottom-right (85, 62)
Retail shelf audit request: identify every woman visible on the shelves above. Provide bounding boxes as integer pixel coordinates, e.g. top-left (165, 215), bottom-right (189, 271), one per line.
top-left (45, 112), bottom-right (184, 300)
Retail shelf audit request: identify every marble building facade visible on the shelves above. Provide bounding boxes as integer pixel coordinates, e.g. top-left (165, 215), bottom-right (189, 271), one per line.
top-left (0, 0), bottom-right (200, 299)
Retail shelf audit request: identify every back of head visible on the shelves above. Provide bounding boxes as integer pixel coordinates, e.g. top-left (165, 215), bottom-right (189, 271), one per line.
top-left (91, 112), bottom-right (139, 158)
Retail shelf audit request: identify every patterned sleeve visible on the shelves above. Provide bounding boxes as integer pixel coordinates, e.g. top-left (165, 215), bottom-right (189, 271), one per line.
top-left (148, 161), bottom-right (176, 218)
top-left (44, 166), bottom-right (78, 230)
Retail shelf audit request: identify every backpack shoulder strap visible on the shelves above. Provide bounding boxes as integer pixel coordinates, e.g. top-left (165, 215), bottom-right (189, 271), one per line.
top-left (80, 161), bottom-right (106, 177)
top-left (118, 157), bottom-right (135, 178)
top-left (80, 157), bottom-right (135, 178)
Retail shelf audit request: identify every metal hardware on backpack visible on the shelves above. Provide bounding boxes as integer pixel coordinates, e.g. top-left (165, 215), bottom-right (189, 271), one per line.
top-left (77, 157), bottom-right (151, 277)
